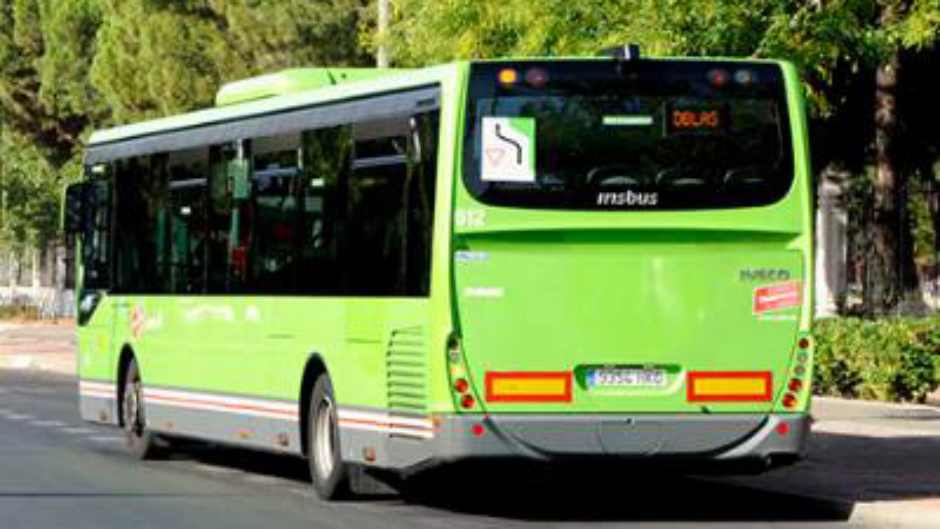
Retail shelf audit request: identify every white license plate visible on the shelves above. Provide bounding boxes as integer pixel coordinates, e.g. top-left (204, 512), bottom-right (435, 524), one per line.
top-left (588, 368), bottom-right (667, 388)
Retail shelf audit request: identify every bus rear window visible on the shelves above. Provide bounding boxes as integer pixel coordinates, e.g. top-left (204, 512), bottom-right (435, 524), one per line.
top-left (463, 60), bottom-right (794, 210)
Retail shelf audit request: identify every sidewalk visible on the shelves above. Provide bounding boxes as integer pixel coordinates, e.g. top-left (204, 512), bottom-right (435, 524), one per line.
top-left (0, 321), bottom-right (75, 374)
top-left (728, 396), bottom-right (940, 528)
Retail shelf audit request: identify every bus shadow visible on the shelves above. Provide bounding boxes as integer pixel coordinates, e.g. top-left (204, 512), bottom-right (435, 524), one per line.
top-left (168, 441), bottom-right (855, 522)
top-left (166, 441), bottom-right (312, 484)
top-left (398, 462), bottom-right (855, 522)
top-left (165, 429), bottom-right (940, 523)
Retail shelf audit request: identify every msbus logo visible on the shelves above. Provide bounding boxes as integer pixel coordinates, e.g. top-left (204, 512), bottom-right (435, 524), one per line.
top-left (596, 191), bottom-right (659, 207)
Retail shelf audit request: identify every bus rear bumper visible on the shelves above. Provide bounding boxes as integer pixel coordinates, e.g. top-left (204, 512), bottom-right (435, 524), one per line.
top-left (375, 413), bottom-right (810, 474)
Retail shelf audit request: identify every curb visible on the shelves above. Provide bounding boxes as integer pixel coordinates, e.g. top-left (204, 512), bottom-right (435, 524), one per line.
top-left (813, 396), bottom-right (940, 413)
top-left (852, 500), bottom-right (940, 529)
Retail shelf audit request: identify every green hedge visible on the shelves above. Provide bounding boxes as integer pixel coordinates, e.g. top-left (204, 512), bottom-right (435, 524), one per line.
top-left (814, 316), bottom-right (940, 402)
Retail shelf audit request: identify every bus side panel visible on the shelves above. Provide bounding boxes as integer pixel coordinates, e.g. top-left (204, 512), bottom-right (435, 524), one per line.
top-left (77, 295), bottom-right (119, 425)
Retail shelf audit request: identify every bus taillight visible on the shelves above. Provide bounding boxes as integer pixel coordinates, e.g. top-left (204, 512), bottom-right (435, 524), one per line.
top-left (461, 394), bottom-right (476, 409)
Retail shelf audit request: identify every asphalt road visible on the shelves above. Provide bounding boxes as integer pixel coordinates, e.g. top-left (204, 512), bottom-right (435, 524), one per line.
top-left (0, 369), bottom-right (861, 529)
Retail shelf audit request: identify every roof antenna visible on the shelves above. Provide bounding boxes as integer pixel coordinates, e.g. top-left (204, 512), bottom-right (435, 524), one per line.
top-left (599, 43), bottom-right (642, 61)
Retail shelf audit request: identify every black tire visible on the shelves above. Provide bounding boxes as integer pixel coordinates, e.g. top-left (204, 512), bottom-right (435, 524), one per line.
top-left (307, 375), bottom-right (350, 500)
top-left (122, 359), bottom-right (159, 460)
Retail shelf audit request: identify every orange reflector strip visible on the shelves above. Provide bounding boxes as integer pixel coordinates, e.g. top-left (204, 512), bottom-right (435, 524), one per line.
top-left (485, 372), bottom-right (572, 402)
top-left (687, 371), bottom-right (772, 402)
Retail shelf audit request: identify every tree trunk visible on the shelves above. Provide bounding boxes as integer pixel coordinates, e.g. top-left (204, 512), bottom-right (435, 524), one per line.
top-left (865, 2), bottom-right (919, 315)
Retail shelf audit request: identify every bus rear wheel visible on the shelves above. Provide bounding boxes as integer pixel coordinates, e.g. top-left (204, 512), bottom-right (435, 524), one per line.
top-left (122, 359), bottom-right (159, 460)
top-left (307, 375), bottom-right (350, 500)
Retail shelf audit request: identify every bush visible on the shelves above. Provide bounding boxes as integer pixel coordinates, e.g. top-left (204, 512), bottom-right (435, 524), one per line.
top-left (0, 303), bottom-right (40, 321)
top-left (814, 316), bottom-right (940, 402)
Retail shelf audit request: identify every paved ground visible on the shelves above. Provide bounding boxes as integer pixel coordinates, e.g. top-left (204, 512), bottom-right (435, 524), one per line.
top-left (1, 322), bottom-right (940, 528)
top-left (0, 322), bottom-right (74, 373)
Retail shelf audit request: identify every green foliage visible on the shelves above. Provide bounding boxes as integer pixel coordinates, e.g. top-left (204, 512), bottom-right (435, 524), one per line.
top-left (0, 302), bottom-right (40, 321)
top-left (0, 0), bottom-right (372, 251)
top-left (814, 316), bottom-right (940, 402)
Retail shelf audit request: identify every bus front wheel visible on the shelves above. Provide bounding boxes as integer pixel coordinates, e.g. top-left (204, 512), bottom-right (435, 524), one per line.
top-left (307, 374), bottom-right (350, 500)
top-left (122, 359), bottom-right (159, 460)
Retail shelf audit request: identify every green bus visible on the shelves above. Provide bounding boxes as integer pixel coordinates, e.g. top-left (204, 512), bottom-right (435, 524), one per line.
top-left (66, 48), bottom-right (814, 499)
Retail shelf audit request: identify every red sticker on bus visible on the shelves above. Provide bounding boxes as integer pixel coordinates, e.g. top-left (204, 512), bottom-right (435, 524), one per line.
top-left (753, 281), bottom-right (802, 314)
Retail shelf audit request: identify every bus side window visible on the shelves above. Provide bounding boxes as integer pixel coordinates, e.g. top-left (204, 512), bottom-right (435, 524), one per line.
top-left (167, 148), bottom-right (210, 294)
top-left (113, 156), bottom-right (170, 294)
top-left (345, 111), bottom-right (438, 297)
top-left (406, 111), bottom-right (439, 296)
top-left (82, 174), bottom-right (112, 291)
top-left (251, 133), bottom-right (302, 293)
top-left (298, 126), bottom-right (350, 295)
top-left (208, 143), bottom-right (251, 294)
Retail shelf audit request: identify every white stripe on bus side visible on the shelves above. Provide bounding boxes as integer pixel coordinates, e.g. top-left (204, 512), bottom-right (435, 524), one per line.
top-left (141, 387), bottom-right (299, 422)
top-left (336, 408), bottom-right (435, 439)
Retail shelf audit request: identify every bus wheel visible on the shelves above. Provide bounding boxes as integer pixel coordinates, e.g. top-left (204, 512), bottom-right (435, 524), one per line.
top-left (308, 375), bottom-right (350, 500)
top-left (122, 359), bottom-right (158, 460)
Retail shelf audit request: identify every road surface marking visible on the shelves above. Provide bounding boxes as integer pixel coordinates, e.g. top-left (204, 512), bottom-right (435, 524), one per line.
top-left (61, 427), bottom-right (96, 434)
top-left (242, 475), bottom-right (286, 485)
top-left (192, 463), bottom-right (239, 474)
top-left (288, 488), bottom-right (312, 497)
top-left (5, 414), bottom-right (33, 420)
top-left (31, 420), bottom-right (67, 427)
top-left (12, 388), bottom-right (55, 395)
top-left (87, 436), bottom-right (123, 444)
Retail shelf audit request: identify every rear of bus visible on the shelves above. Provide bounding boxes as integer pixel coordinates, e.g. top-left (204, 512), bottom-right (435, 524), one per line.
top-left (441, 56), bottom-right (813, 470)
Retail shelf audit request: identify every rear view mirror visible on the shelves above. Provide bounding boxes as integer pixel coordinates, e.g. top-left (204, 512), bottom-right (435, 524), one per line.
top-left (64, 182), bottom-right (88, 234)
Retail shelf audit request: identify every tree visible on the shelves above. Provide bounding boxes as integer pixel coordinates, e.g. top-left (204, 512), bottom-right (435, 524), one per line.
top-left (91, 0), bottom-right (372, 123)
top-left (0, 0), bottom-right (103, 253)
top-left (0, 0), bottom-right (372, 254)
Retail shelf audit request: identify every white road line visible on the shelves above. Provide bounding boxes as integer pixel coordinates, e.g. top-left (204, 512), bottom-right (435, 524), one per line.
top-left (5, 414), bottom-right (33, 421)
top-left (288, 488), bottom-right (312, 497)
top-left (61, 427), bottom-right (96, 434)
top-left (87, 436), bottom-right (123, 443)
top-left (242, 475), bottom-right (287, 485)
top-left (30, 420), bottom-right (67, 427)
top-left (191, 463), bottom-right (239, 474)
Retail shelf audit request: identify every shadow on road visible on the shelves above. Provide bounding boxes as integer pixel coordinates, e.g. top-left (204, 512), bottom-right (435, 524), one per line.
top-left (166, 441), bottom-right (858, 523)
top-left (395, 462), bottom-right (855, 523)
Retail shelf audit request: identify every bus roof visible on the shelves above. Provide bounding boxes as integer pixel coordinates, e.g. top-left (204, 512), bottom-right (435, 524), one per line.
top-left (86, 63), bottom-right (456, 149)
top-left (214, 68), bottom-right (399, 107)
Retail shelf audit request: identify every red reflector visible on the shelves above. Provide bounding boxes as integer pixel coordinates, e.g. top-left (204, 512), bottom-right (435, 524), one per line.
top-left (798, 337), bottom-right (811, 349)
top-left (788, 378), bottom-right (803, 392)
top-left (687, 371), bottom-right (773, 402)
top-left (485, 372), bottom-right (572, 403)
top-left (776, 422), bottom-right (790, 436)
top-left (782, 393), bottom-right (797, 408)
top-left (471, 423), bottom-right (485, 437)
top-left (454, 378), bottom-right (469, 393)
